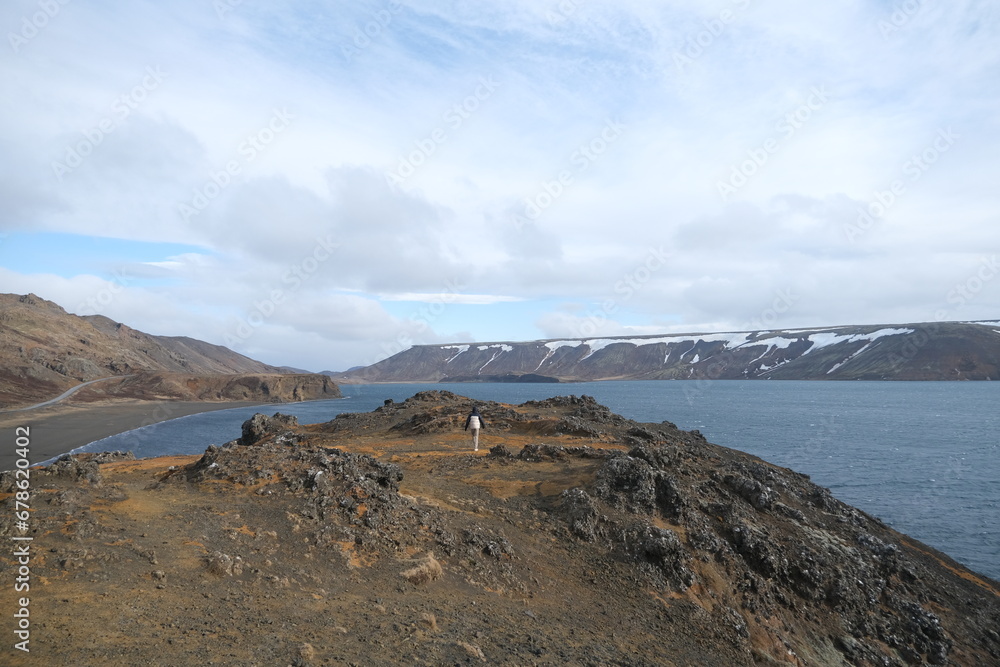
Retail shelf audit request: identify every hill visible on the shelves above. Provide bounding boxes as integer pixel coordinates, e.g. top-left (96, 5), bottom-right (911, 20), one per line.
top-left (69, 371), bottom-right (340, 403)
top-left (0, 293), bottom-right (320, 408)
top-left (338, 321), bottom-right (1000, 383)
top-left (2, 392), bottom-right (996, 664)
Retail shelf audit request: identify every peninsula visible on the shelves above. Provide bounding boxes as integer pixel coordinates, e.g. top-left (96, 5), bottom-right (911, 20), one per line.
top-left (2, 392), bottom-right (997, 664)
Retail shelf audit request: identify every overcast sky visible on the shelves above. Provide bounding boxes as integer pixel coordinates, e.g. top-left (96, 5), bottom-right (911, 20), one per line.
top-left (1, 1), bottom-right (998, 371)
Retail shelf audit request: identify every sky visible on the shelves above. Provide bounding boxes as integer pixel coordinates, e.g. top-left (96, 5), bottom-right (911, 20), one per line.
top-left (1, 1), bottom-right (998, 372)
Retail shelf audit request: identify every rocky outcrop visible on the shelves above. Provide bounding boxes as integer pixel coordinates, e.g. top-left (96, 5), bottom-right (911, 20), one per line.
top-left (322, 393), bottom-right (1000, 664)
top-left (3, 394), bottom-right (997, 666)
top-left (340, 321), bottom-right (1000, 382)
top-left (237, 412), bottom-right (300, 446)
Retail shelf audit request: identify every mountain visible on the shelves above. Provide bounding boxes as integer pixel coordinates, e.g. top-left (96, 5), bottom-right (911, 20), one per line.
top-left (277, 365), bottom-right (314, 374)
top-left (0, 293), bottom-right (317, 407)
top-left (338, 321), bottom-right (1000, 383)
top-left (3, 391), bottom-right (996, 664)
top-left (321, 366), bottom-right (365, 375)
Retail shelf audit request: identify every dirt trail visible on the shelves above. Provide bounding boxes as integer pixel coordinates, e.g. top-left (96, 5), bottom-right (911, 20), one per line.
top-left (0, 375), bottom-right (133, 413)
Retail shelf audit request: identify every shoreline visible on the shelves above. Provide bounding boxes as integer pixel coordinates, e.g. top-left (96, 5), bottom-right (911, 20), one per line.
top-left (0, 399), bottom-right (266, 472)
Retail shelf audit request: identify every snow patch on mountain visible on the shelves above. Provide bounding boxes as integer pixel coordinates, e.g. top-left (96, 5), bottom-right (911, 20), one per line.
top-left (443, 345), bottom-right (469, 363)
top-left (804, 328), bottom-right (914, 353)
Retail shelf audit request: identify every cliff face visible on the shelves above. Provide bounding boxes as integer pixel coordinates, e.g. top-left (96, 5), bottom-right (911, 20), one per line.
top-left (340, 321), bottom-right (1000, 382)
top-left (1, 392), bottom-right (996, 665)
top-left (70, 372), bottom-right (342, 403)
top-left (0, 293), bottom-right (296, 407)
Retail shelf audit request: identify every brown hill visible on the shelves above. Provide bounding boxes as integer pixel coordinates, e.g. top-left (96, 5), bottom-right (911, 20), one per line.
top-left (2, 392), bottom-right (996, 665)
top-left (69, 371), bottom-right (341, 403)
top-left (0, 293), bottom-right (296, 408)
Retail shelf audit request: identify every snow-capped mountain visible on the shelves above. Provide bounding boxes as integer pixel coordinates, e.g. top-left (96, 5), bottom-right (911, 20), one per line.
top-left (340, 321), bottom-right (1000, 383)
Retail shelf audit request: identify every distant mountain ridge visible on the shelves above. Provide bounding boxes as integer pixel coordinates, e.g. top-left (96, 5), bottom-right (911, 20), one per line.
top-left (0, 293), bottom-right (301, 407)
top-left (340, 321), bottom-right (1000, 383)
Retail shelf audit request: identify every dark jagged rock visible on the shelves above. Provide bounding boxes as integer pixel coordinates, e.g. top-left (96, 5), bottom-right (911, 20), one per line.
top-left (723, 473), bottom-right (778, 511)
top-left (522, 394), bottom-right (601, 409)
top-left (404, 390), bottom-right (462, 404)
top-left (594, 454), bottom-right (658, 514)
top-left (627, 443), bottom-right (680, 470)
top-left (560, 488), bottom-right (600, 542)
top-left (487, 444), bottom-right (514, 458)
top-left (461, 526), bottom-right (514, 560)
top-left (49, 451), bottom-right (136, 485)
top-left (238, 412), bottom-right (299, 446)
top-left (517, 444), bottom-right (610, 462)
top-left (633, 524), bottom-right (693, 589)
top-left (1, 451), bottom-right (133, 491)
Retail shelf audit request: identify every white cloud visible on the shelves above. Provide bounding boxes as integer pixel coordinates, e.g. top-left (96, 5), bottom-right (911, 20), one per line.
top-left (2, 0), bottom-right (998, 370)
top-left (380, 293), bottom-right (523, 305)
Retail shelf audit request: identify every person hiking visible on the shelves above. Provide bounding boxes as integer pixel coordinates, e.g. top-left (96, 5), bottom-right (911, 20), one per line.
top-left (464, 406), bottom-right (486, 451)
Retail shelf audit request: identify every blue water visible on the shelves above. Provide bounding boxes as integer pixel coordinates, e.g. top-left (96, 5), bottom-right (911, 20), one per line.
top-left (55, 381), bottom-right (1000, 581)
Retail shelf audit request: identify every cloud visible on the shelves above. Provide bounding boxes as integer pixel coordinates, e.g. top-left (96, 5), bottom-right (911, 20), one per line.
top-left (380, 293), bottom-right (523, 305)
top-left (1, 1), bottom-right (998, 369)
top-left (535, 307), bottom-right (670, 340)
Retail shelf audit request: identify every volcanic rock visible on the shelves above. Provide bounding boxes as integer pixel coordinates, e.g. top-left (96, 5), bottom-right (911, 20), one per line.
top-left (2, 394), bottom-right (998, 665)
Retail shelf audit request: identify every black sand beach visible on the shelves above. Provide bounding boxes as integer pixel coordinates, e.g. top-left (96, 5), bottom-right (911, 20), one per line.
top-left (0, 400), bottom-right (261, 472)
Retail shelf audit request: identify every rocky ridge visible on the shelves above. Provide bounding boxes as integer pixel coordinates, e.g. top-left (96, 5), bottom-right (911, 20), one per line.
top-left (339, 321), bottom-right (1000, 382)
top-left (1, 392), bottom-right (997, 665)
top-left (69, 371), bottom-right (341, 403)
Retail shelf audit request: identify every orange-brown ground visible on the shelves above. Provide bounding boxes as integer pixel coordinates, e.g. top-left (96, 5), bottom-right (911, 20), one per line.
top-left (1, 391), bottom-right (998, 666)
